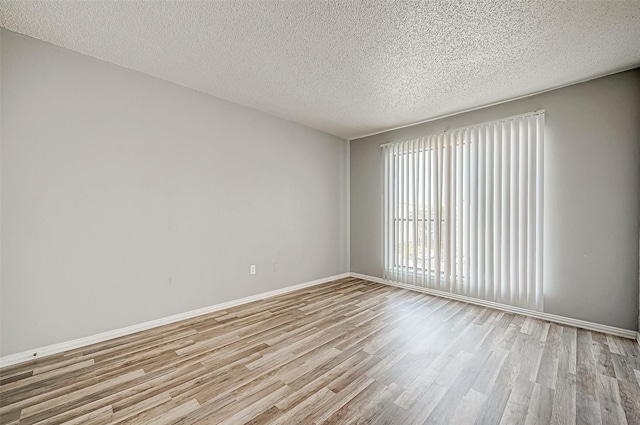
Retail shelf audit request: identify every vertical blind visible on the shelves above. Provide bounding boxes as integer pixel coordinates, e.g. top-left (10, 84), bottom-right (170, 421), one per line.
top-left (382, 111), bottom-right (544, 311)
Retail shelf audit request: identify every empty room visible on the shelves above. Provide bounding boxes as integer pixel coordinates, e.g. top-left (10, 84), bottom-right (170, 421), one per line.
top-left (1, 1), bottom-right (639, 424)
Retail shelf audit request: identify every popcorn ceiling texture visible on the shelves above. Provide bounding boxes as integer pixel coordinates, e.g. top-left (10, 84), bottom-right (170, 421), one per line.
top-left (1, 0), bottom-right (639, 139)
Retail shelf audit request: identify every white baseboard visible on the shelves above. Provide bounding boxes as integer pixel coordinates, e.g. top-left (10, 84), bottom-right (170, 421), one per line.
top-left (350, 272), bottom-right (638, 340)
top-left (0, 273), bottom-right (350, 369)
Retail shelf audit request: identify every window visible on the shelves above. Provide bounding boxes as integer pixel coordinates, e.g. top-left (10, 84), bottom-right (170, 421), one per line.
top-left (382, 111), bottom-right (544, 311)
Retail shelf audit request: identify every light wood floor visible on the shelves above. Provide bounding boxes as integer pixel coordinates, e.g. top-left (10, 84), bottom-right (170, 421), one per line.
top-left (1, 277), bottom-right (639, 424)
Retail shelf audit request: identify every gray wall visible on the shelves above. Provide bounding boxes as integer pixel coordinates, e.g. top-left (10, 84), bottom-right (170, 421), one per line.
top-left (0, 30), bottom-right (349, 356)
top-left (351, 70), bottom-right (640, 331)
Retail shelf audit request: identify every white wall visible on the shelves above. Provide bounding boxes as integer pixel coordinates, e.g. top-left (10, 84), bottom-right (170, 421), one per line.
top-left (351, 70), bottom-right (640, 331)
top-left (0, 30), bottom-right (349, 356)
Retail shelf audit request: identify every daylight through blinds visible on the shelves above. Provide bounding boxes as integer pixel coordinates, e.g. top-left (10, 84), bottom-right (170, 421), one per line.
top-left (382, 111), bottom-right (544, 311)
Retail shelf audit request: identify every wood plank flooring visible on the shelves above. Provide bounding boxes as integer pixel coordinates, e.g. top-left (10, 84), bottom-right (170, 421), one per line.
top-left (1, 277), bottom-right (639, 424)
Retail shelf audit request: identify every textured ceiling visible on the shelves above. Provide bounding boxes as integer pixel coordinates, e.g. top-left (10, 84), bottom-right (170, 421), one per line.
top-left (1, 1), bottom-right (639, 139)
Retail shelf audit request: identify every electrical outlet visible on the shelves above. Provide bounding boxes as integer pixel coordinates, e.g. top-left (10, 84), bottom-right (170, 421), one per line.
top-left (273, 262), bottom-right (278, 272)
top-left (250, 265), bottom-right (256, 275)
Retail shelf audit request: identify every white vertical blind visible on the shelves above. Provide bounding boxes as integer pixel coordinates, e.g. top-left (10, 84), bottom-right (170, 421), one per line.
top-left (382, 111), bottom-right (545, 311)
